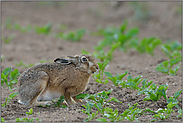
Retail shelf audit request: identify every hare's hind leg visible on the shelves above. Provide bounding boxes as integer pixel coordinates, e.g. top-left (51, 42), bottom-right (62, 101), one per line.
top-left (29, 73), bottom-right (52, 107)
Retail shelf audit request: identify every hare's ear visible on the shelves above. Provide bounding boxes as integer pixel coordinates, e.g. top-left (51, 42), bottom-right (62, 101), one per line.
top-left (54, 55), bottom-right (78, 65)
top-left (54, 58), bottom-right (71, 65)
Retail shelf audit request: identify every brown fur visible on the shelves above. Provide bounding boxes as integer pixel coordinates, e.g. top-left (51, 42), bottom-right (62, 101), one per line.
top-left (17, 54), bottom-right (98, 106)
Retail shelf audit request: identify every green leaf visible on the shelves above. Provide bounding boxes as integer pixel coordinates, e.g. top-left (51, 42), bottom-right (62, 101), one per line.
top-left (108, 97), bottom-right (121, 103)
top-left (143, 96), bottom-right (150, 101)
top-left (86, 101), bottom-right (94, 114)
top-left (10, 68), bottom-right (20, 79)
top-left (96, 118), bottom-right (108, 122)
top-left (169, 69), bottom-right (176, 76)
top-left (156, 61), bottom-right (169, 73)
top-left (146, 80), bottom-right (153, 88)
top-left (126, 82), bottom-right (136, 89)
top-left (94, 103), bottom-right (102, 113)
top-left (167, 97), bottom-right (178, 104)
top-left (162, 61), bottom-right (169, 69)
top-left (9, 92), bottom-right (18, 99)
top-left (76, 93), bottom-right (88, 99)
top-left (167, 102), bottom-right (178, 109)
top-left (149, 93), bottom-right (158, 101)
top-left (26, 108), bottom-right (33, 115)
top-left (85, 95), bottom-right (96, 102)
top-left (127, 75), bottom-right (133, 81)
top-left (2, 67), bottom-right (12, 76)
top-left (106, 89), bottom-right (113, 95)
top-left (118, 71), bottom-right (128, 80)
top-left (169, 57), bottom-right (181, 67)
top-left (142, 78), bottom-right (147, 87)
top-left (102, 91), bottom-right (109, 99)
top-left (1, 117), bottom-right (5, 122)
top-left (174, 89), bottom-right (182, 99)
top-left (104, 72), bottom-right (113, 78)
top-left (120, 20), bottom-right (128, 32)
top-left (173, 62), bottom-right (181, 74)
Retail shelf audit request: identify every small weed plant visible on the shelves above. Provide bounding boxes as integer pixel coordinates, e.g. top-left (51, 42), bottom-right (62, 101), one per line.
top-left (1, 67), bottom-right (20, 91)
top-left (15, 61), bottom-right (34, 68)
top-left (56, 29), bottom-right (85, 41)
top-left (51, 95), bottom-right (67, 108)
top-left (92, 60), bottom-right (110, 84)
top-left (1, 92), bottom-right (18, 107)
top-left (2, 35), bottom-right (14, 44)
top-left (16, 108), bottom-right (41, 122)
top-left (35, 23), bottom-right (52, 35)
top-left (156, 57), bottom-right (181, 76)
top-left (1, 67), bottom-right (20, 107)
top-left (14, 23), bottom-right (32, 33)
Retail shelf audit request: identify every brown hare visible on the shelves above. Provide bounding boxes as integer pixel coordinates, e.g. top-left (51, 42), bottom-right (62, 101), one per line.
top-left (17, 54), bottom-right (98, 106)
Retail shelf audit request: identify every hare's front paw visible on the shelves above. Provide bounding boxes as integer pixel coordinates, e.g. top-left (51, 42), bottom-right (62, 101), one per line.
top-left (72, 96), bottom-right (83, 103)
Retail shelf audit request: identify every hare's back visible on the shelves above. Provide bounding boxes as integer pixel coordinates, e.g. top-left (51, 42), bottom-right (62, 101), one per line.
top-left (18, 69), bottom-right (48, 86)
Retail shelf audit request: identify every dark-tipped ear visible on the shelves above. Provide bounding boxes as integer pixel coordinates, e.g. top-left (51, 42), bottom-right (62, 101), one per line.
top-left (54, 58), bottom-right (71, 65)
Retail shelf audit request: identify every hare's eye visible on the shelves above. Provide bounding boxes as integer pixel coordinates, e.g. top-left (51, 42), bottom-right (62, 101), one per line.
top-left (82, 57), bottom-right (87, 62)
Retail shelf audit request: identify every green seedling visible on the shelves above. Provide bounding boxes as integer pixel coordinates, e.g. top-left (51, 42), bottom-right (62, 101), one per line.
top-left (138, 84), bottom-right (168, 101)
top-left (177, 109), bottom-right (182, 119)
top-left (14, 23), bottom-right (32, 33)
top-left (97, 103), bottom-right (144, 122)
top-left (5, 18), bottom-right (12, 29)
top-left (156, 57), bottom-right (181, 76)
top-left (161, 41), bottom-right (182, 58)
top-left (1, 92), bottom-right (18, 107)
top-left (81, 101), bottom-right (98, 122)
top-left (117, 27), bottom-right (139, 52)
top-left (1, 67), bottom-right (20, 91)
top-left (151, 102), bottom-right (178, 122)
top-left (122, 74), bottom-right (143, 90)
top-left (15, 61), bottom-right (34, 68)
top-left (51, 95), bottom-right (67, 108)
top-left (39, 60), bottom-right (53, 63)
top-left (78, 89), bottom-right (121, 116)
top-left (104, 71), bottom-right (128, 86)
top-left (93, 21), bottom-right (139, 52)
top-left (16, 108), bottom-right (41, 122)
top-left (82, 42), bottom-right (120, 62)
top-left (120, 103), bottom-right (144, 122)
top-left (96, 107), bottom-right (121, 122)
top-left (105, 71), bottom-right (145, 90)
top-left (93, 42), bottom-right (121, 62)
top-left (26, 108), bottom-right (33, 115)
top-left (92, 60), bottom-right (110, 84)
top-left (1, 117), bottom-right (5, 122)
top-left (81, 49), bottom-right (91, 56)
top-left (16, 117), bottom-right (41, 122)
top-left (2, 35), bottom-right (14, 44)
top-left (167, 89), bottom-right (182, 109)
top-left (35, 23), bottom-right (52, 35)
top-left (135, 37), bottom-right (162, 55)
top-left (56, 29), bottom-right (85, 41)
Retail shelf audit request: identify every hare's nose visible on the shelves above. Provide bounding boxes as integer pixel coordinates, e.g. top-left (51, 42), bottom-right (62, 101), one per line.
top-left (96, 66), bottom-right (99, 70)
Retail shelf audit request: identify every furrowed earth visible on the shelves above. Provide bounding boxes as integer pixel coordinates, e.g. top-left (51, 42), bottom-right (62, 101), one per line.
top-left (1, 2), bottom-right (182, 122)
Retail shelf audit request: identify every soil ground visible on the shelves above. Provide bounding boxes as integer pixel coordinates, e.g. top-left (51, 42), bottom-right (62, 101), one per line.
top-left (1, 2), bottom-right (182, 122)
